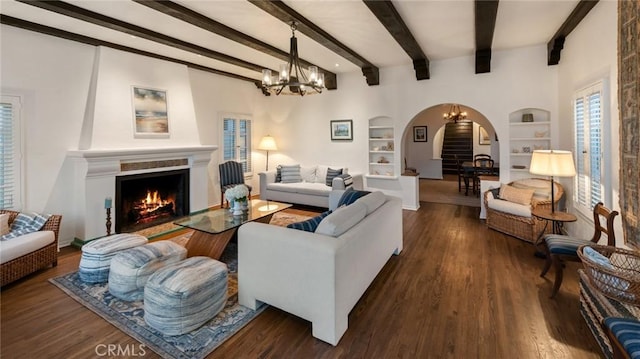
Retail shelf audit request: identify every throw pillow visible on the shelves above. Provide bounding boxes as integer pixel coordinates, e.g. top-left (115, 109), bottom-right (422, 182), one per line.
top-left (325, 167), bottom-right (343, 186)
top-left (499, 185), bottom-right (535, 206)
top-left (0, 214), bottom-right (9, 236)
top-left (315, 202), bottom-right (367, 237)
top-left (337, 187), bottom-right (370, 207)
top-left (275, 165), bottom-right (282, 183)
top-left (286, 210), bottom-right (332, 232)
top-left (280, 164), bottom-right (302, 183)
top-left (335, 174), bottom-right (353, 187)
top-left (354, 191), bottom-right (385, 215)
top-left (583, 246), bottom-right (614, 270)
top-left (1, 212), bottom-right (51, 240)
top-left (488, 187), bottom-right (501, 199)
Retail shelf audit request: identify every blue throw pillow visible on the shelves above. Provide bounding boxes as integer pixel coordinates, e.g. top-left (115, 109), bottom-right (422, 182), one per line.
top-left (337, 187), bottom-right (370, 207)
top-left (287, 211), bottom-right (332, 232)
top-left (325, 167), bottom-right (343, 186)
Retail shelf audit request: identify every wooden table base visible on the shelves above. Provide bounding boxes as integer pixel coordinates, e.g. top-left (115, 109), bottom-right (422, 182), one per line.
top-left (184, 214), bottom-right (274, 259)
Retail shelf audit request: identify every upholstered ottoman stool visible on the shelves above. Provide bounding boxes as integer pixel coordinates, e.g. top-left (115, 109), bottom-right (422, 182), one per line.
top-left (108, 241), bottom-right (187, 301)
top-left (144, 256), bottom-right (228, 336)
top-left (79, 233), bottom-right (148, 284)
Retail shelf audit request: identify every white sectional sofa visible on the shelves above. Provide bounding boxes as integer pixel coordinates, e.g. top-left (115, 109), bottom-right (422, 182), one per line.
top-left (259, 164), bottom-right (363, 208)
top-left (238, 190), bottom-right (403, 345)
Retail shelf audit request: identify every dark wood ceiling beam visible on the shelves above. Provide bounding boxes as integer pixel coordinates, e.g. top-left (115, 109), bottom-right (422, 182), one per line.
top-left (133, 0), bottom-right (337, 90)
top-left (547, 0), bottom-right (599, 65)
top-left (249, 0), bottom-right (379, 86)
top-left (16, 0), bottom-right (273, 74)
top-left (475, 0), bottom-right (499, 74)
top-left (363, 0), bottom-right (429, 80)
top-left (0, 15), bottom-right (263, 88)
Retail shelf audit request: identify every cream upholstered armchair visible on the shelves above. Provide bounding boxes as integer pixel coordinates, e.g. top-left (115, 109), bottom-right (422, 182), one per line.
top-left (484, 178), bottom-right (564, 243)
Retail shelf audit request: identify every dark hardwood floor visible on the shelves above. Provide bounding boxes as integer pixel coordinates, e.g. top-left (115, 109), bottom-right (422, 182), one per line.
top-left (0, 203), bottom-right (602, 358)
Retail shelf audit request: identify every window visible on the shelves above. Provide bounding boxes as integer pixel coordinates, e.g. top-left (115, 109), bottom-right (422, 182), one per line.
top-left (573, 82), bottom-right (605, 216)
top-left (0, 95), bottom-right (22, 209)
top-left (221, 113), bottom-right (252, 175)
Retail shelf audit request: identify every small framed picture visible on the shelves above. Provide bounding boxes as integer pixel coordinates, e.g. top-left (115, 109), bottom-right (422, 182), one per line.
top-left (479, 126), bottom-right (491, 145)
top-left (330, 120), bottom-right (353, 141)
top-left (522, 146), bottom-right (531, 153)
top-left (413, 126), bottom-right (427, 142)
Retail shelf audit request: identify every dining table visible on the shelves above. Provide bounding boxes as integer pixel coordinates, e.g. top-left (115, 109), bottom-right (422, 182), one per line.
top-left (461, 161), bottom-right (500, 195)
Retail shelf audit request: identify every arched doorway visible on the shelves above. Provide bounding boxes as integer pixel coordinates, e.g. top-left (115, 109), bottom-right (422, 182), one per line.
top-left (401, 103), bottom-right (499, 205)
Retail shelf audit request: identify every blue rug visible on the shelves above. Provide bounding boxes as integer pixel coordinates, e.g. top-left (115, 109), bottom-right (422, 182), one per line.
top-left (49, 253), bottom-right (265, 359)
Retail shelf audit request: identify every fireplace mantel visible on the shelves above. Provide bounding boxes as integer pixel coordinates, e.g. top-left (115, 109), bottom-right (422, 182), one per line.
top-left (68, 145), bottom-right (217, 241)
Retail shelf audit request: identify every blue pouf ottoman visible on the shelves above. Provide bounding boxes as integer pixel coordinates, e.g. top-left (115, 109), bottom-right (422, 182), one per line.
top-left (108, 241), bottom-right (187, 301)
top-left (144, 256), bottom-right (228, 336)
top-left (79, 233), bottom-right (148, 284)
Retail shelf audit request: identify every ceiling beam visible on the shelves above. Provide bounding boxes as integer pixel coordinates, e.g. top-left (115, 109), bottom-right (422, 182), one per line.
top-left (0, 15), bottom-right (263, 88)
top-left (249, 0), bottom-right (379, 86)
top-left (362, 0), bottom-right (429, 80)
top-left (133, 0), bottom-right (337, 90)
top-left (16, 0), bottom-right (275, 75)
top-left (475, 0), bottom-right (499, 74)
top-left (547, 0), bottom-right (599, 66)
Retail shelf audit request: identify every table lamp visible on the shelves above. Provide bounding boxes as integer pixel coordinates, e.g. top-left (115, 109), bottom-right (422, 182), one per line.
top-left (529, 150), bottom-right (576, 213)
top-left (258, 135), bottom-right (278, 171)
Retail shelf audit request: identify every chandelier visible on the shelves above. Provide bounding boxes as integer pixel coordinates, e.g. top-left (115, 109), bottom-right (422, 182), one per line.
top-left (443, 104), bottom-right (468, 123)
top-left (261, 22), bottom-right (325, 96)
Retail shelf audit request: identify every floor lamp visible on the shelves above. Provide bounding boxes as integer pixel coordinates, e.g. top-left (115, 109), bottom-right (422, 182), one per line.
top-left (258, 135), bottom-right (278, 171)
top-left (529, 150), bottom-right (576, 213)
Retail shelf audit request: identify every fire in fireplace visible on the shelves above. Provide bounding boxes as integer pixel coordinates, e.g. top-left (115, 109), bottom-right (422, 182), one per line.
top-left (115, 169), bottom-right (189, 233)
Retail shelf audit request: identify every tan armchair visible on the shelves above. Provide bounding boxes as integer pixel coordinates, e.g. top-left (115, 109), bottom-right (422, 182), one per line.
top-left (484, 178), bottom-right (564, 243)
top-left (1, 210), bottom-right (62, 286)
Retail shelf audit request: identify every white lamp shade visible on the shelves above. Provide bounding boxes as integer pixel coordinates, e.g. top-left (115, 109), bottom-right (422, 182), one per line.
top-left (258, 135), bottom-right (278, 151)
top-left (529, 150), bottom-right (576, 177)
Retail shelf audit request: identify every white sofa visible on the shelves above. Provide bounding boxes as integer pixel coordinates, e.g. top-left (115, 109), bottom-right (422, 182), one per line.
top-left (259, 165), bottom-right (363, 208)
top-left (238, 190), bottom-right (403, 345)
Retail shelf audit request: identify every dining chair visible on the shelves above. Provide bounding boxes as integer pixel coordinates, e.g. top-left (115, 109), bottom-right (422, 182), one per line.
top-left (472, 158), bottom-right (494, 195)
top-left (219, 161), bottom-right (252, 208)
top-left (540, 202), bottom-right (619, 298)
top-left (474, 153), bottom-right (492, 160)
top-left (454, 154), bottom-right (474, 195)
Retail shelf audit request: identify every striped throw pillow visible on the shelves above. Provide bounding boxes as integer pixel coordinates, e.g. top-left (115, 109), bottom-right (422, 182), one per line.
top-left (337, 187), bottom-right (371, 207)
top-left (1, 212), bottom-right (51, 240)
top-left (325, 167), bottom-right (343, 186)
top-left (280, 164), bottom-right (302, 183)
top-left (287, 211), bottom-right (332, 232)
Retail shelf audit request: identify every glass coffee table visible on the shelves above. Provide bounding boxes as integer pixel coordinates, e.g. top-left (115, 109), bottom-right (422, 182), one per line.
top-left (174, 200), bottom-right (291, 259)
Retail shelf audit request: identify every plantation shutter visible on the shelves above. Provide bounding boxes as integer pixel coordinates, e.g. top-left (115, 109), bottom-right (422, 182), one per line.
top-left (0, 96), bottom-right (21, 209)
top-left (573, 83), bottom-right (603, 215)
top-left (221, 115), bottom-right (252, 175)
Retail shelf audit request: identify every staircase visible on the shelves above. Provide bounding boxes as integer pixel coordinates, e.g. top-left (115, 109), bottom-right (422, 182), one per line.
top-left (441, 121), bottom-right (473, 174)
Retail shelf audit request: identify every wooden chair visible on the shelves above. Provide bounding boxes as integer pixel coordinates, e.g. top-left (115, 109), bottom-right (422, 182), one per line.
top-left (454, 155), bottom-right (474, 195)
top-left (474, 153), bottom-right (491, 160)
top-left (218, 161), bottom-right (252, 208)
top-left (472, 158), bottom-right (494, 196)
top-left (540, 202), bottom-right (619, 298)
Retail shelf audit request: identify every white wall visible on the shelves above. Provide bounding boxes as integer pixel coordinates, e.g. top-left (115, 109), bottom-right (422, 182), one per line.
top-left (556, 1), bottom-right (621, 245)
top-left (2, 15), bottom-right (592, 246)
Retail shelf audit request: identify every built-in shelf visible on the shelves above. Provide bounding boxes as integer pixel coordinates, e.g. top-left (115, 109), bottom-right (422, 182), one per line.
top-left (509, 108), bottom-right (551, 180)
top-left (368, 118), bottom-right (395, 177)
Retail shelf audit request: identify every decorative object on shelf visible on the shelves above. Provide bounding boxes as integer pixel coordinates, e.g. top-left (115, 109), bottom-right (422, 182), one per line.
top-left (534, 130), bottom-right (548, 138)
top-left (512, 148), bottom-right (520, 153)
top-left (413, 126), bottom-right (427, 142)
top-left (479, 126), bottom-right (491, 145)
top-left (387, 141), bottom-right (394, 150)
top-left (132, 86), bottom-right (169, 138)
top-left (104, 197), bottom-right (112, 236)
top-left (529, 150), bottom-right (576, 213)
top-left (261, 22), bottom-right (325, 96)
top-left (372, 146), bottom-right (379, 151)
top-left (443, 104), bottom-right (467, 123)
top-left (258, 135), bottom-right (278, 171)
top-left (534, 144), bottom-right (546, 150)
top-left (380, 146), bottom-right (387, 151)
top-left (330, 119), bottom-right (353, 141)
top-left (378, 156), bottom-right (389, 164)
top-left (522, 113), bottom-right (534, 122)
top-left (512, 165), bottom-right (526, 169)
top-left (522, 146), bottom-right (531, 153)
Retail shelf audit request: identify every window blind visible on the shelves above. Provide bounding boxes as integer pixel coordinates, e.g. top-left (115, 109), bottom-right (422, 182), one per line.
top-left (221, 115), bottom-right (252, 175)
top-left (0, 97), bottom-right (18, 209)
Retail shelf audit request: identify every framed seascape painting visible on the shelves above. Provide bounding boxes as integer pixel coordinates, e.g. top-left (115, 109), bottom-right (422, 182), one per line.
top-left (132, 86), bottom-right (169, 138)
top-left (413, 126), bottom-right (427, 142)
top-left (330, 120), bottom-right (353, 141)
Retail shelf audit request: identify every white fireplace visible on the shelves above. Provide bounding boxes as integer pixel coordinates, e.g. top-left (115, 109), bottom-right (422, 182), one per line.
top-left (68, 146), bottom-right (216, 241)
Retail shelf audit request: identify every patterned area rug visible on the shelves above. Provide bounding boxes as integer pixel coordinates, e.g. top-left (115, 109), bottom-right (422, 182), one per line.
top-left (49, 243), bottom-right (260, 359)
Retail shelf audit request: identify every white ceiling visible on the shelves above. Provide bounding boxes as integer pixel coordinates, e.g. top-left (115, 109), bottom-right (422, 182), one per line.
top-left (0, 0), bottom-right (585, 84)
